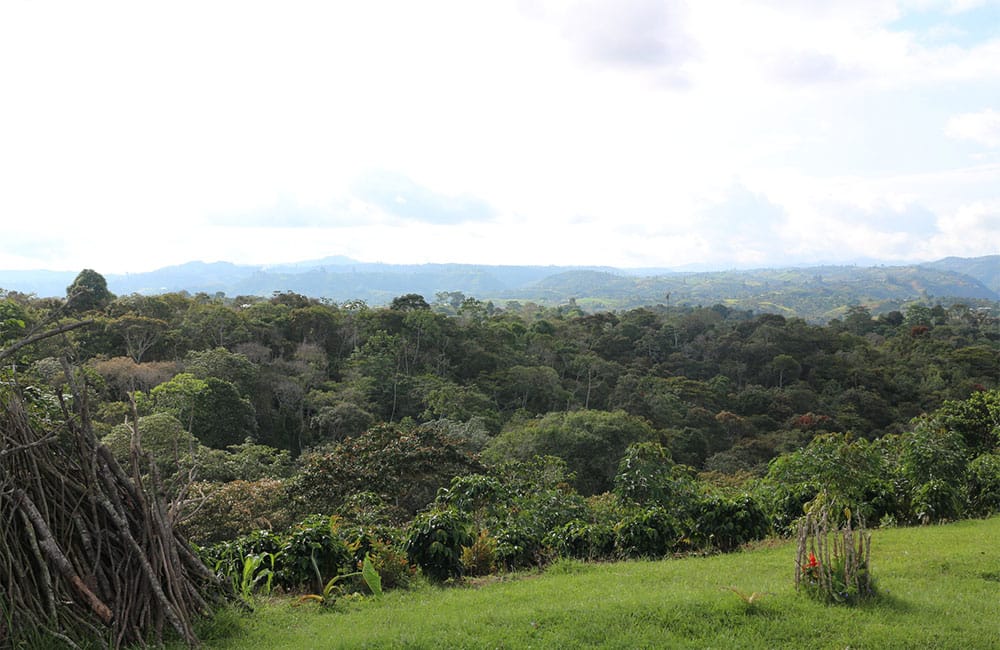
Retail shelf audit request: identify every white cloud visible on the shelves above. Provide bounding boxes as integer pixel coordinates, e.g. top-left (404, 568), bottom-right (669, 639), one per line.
top-left (0, 1), bottom-right (997, 273)
top-left (946, 109), bottom-right (1000, 147)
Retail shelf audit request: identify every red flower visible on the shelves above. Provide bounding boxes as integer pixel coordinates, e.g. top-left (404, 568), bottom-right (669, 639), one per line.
top-left (807, 553), bottom-right (819, 568)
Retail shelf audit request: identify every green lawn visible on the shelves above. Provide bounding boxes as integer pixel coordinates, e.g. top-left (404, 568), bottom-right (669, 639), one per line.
top-left (193, 516), bottom-right (1000, 649)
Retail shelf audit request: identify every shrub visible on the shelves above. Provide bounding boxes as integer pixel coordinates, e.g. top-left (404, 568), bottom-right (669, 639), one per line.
top-left (291, 422), bottom-right (483, 517)
top-left (545, 519), bottom-right (615, 561)
top-left (911, 478), bottom-right (964, 524)
top-left (967, 453), bottom-right (1000, 517)
top-left (180, 478), bottom-right (295, 544)
top-left (692, 494), bottom-right (770, 552)
top-left (461, 529), bottom-right (498, 577)
top-left (277, 515), bottom-right (357, 591)
top-left (404, 509), bottom-right (473, 582)
top-left (362, 539), bottom-right (416, 589)
top-left (493, 521), bottom-right (554, 571)
top-left (614, 507), bottom-right (679, 559)
top-left (200, 529), bottom-right (283, 588)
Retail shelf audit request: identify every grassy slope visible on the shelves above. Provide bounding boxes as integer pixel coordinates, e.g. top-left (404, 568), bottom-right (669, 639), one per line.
top-left (195, 517), bottom-right (1000, 649)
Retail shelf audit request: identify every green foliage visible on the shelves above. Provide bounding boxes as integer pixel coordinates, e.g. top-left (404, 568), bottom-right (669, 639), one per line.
top-left (65, 268), bottom-right (114, 313)
top-left (967, 452), bottom-right (1000, 516)
top-left (291, 421), bottom-right (483, 517)
top-left (911, 479), bottom-right (964, 524)
top-left (296, 555), bottom-right (383, 608)
top-left (931, 389), bottom-right (1000, 454)
top-left (102, 412), bottom-right (199, 487)
top-left (404, 509), bottom-right (473, 582)
top-left (184, 347), bottom-right (259, 397)
top-left (198, 377), bottom-right (259, 449)
top-left (203, 518), bottom-right (407, 603)
top-left (361, 554), bottom-right (383, 598)
top-left (492, 521), bottom-right (552, 570)
top-left (486, 410), bottom-right (657, 495)
top-left (612, 442), bottom-right (702, 517)
top-left (236, 552), bottom-right (278, 604)
top-left (216, 441), bottom-right (294, 481)
top-left (179, 478), bottom-right (295, 545)
top-left (0, 299), bottom-right (27, 344)
top-left (692, 494), bottom-right (770, 552)
top-left (545, 519), bottom-right (615, 561)
top-left (897, 419), bottom-right (969, 487)
top-left (762, 433), bottom-right (887, 518)
top-left (613, 506), bottom-right (679, 558)
top-left (896, 419), bottom-right (969, 523)
top-left (362, 536), bottom-right (414, 591)
top-left (202, 529), bottom-right (284, 593)
top-left (278, 515), bottom-right (358, 591)
top-left (461, 529), bottom-right (498, 577)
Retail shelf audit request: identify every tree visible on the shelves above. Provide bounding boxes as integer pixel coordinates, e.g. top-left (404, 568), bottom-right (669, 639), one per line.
top-left (0, 299), bottom-right (27, 344)
top-left (183, 347), bottom-right (259, 397)
top-left (613, 441), bottom-right (697, 508)
top-left (763, 433), bottom-right (888, 516)
top-left (145, 373), bottom-right (256, 449)
top-left (485, 410), bottom-right (657, 495)
top-left (929, 389), bottom-right (1000, 455)
top-left (65, 269), bottom-right (113, 313)
top-left (495, 365), bottom-right (569, 414)
top-left (91, 356), bottom-right (176, 399)
top-left (102, 412), bottom-right (200, 488)
top-left (291, 421), bottom-right (483, 517)
top-left (107, 314), bottom-right (168, 363)
top-left (771, 354), bottom-right (801, 388)
top-left (843, 305), bottom-right (875, 335)
top-left (390, 293), bottom-right (430, 311)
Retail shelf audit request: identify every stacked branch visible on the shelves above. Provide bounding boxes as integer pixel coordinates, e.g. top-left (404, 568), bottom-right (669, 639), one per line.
top-left (1, 374), bottom-right (228, 648)
top-left (794, 505), bottom-right (875, 605)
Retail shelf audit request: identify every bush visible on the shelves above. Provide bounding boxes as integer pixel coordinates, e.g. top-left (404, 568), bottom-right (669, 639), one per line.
top-left (180, 478), bottom-right (295, 544)
top-left (546, 519), bottom-right (615, 561)
top-left (276, 515), bottom-right (357, 591)
top-left (461, 529), bottom-right (498, 577)
top-left (614, 507), bottom-right (679, 558)
top-left (362, 536), bottom-right (415, 591)
top-left (404, 509), bottom-right (473, 582)
top-left (200, 516), bottom-right (414, 596)
top-left (911, 478), bottom-right (964, 524)
top-left (493, 522), bottom-right (551, 570)
top-left (967, 453), bottom-right (1000, 517)
top-left (200, 529), bottom-right (283, 587)
top-left (692, 494), bottom-right (770, 552)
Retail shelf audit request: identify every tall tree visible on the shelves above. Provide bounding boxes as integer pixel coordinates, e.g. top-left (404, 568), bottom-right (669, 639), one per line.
top-left (65, 269), bottom-right (113, 313)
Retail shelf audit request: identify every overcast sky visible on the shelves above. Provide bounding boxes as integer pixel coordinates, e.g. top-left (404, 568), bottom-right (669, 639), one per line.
top-left (1, 1), bottom-right (998, 273)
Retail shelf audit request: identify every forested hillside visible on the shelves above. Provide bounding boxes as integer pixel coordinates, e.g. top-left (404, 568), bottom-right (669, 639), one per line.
top-left (2, 269), bottom-right (998, 646)
top-left (2, 275), bottom-right (994, 456)
top-left (1, 256), bottom-right (996, 322)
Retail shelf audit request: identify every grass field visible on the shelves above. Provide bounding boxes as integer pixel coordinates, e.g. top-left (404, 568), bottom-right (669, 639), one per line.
top-left (190, 516), bottom-right (1000, 649)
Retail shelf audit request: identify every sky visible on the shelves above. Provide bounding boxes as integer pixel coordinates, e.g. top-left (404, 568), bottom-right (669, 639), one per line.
top-left (1, 0), bottom-right (998, 273)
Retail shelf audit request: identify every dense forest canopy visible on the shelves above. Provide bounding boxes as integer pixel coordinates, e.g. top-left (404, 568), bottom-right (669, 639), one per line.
top-left (2, 272), bottom-right (996, 463)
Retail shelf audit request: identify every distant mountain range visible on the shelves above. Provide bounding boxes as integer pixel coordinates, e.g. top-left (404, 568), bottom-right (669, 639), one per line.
top-left (2, 255), bottom-right (997, 322)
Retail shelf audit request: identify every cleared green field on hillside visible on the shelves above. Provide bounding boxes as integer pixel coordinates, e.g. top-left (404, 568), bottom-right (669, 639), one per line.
top-left (190, 516), bottom-right (1000, 649)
